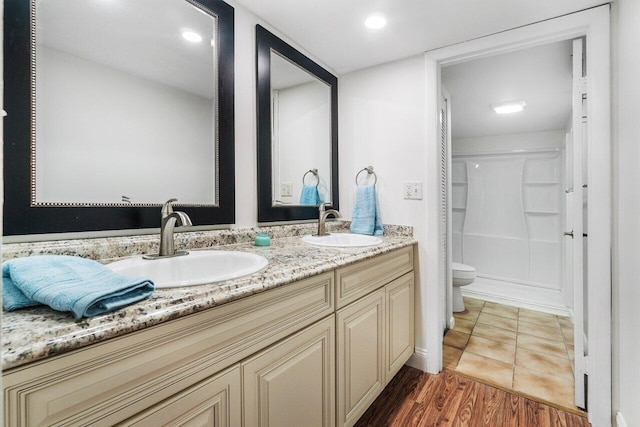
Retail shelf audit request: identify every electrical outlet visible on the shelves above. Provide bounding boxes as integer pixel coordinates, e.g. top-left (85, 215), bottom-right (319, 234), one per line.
top-left (280, 182), bottom-right (293, 197)
top-left (404, 181), bottom-right (423, 200)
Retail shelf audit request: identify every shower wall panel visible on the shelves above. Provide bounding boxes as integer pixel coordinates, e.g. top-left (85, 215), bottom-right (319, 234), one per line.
top-left (452, 131), bottom-right (566, 310)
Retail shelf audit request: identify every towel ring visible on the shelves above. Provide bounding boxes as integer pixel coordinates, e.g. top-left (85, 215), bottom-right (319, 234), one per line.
top-left (355, 166), bottom-right (377, 186)
top-left (302, 169), bottom-right (319, 187)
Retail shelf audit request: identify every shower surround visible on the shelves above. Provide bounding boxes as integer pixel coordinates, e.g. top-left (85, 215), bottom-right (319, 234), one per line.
top-left (452, 131), bottom-right (569, 315)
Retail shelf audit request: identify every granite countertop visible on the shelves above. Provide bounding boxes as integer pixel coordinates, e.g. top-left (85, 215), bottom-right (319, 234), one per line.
top-left (2, 223), bottom-right (416, 371)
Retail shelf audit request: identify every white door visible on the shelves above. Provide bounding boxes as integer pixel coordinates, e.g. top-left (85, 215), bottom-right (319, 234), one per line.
top-left (568, 37), bottom-right (587, 410)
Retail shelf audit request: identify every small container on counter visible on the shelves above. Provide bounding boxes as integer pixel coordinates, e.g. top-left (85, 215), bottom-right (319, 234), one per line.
top-left (254, 233), bottom-right (271, 246)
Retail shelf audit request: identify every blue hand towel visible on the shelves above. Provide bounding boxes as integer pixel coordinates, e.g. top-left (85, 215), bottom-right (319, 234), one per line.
top-left (300, 184), bottom-right (321, 205)
top-left (2, 255), bottom-right (154, 319)
top-left (350, 185), bottom-right (383, 235)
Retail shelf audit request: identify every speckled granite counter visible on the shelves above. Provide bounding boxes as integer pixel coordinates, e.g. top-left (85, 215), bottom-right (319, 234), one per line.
top-left (2, 222), bottom-right (416, 371)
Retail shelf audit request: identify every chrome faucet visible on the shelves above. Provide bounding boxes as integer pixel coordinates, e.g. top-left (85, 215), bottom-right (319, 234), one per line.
top-left (144, 199), bottom-right (193, 259)
top-left (317, 203), bottom-right (341, 236)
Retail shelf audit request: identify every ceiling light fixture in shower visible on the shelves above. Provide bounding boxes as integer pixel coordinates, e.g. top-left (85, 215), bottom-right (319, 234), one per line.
top-left (491, 100), bottom-right (527, 114)
top-left (365, 14), bottom-right (387, 29)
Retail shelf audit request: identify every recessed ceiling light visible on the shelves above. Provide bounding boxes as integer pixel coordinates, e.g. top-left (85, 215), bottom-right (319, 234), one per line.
top-left (365, 15), bottom-right (387, 30)
top-left (491, 100), bottom-right (527, 114)
top-left (182, 30), bottom-right (203, 43)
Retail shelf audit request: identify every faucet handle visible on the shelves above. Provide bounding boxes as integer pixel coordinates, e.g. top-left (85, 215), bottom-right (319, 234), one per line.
top-left (161, 198), bottom-right (178, 218)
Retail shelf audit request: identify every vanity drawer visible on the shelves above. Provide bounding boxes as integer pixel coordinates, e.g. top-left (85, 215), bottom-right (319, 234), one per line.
top-left (3, 272), bottom-right (333, 427)
top-left (335, 246), bottom-right (414, 309)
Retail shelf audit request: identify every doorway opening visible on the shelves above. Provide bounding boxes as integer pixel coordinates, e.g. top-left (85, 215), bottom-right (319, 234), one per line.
top-left (439, 39), bottom-right (584, 414)
top-left (422, 6), bottom-right (611, 426)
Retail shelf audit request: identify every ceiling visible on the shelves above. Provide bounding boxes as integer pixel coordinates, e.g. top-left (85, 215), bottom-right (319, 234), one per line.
top-left (233, 0), bottom-right (608, 74)
top-left (442, 40), bottom-right (573, 139)
top-left (37, 0), bottom-right (215, 98)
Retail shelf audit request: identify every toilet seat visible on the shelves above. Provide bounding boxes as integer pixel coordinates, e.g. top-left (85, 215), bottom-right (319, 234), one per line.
top-left (452, 262), bottom-right (476, 281)
top-left (452, 262), bottom-right (475, 272)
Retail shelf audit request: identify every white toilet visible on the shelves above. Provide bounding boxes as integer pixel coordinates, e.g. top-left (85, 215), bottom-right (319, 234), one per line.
top-left (452, 262), bottom-right (477, 312)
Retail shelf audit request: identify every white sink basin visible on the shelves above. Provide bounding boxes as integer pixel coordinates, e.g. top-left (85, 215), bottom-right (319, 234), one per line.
top-left (107, 250), bottom-right (269, 288)
top-left (301, 233), bottom-right (382, 247)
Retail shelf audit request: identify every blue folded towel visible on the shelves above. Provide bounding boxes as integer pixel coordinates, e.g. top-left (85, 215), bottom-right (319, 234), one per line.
top-left (350, 185), bottom-right (383, 235)
top-left (2, 255), bottom-right (154, 319)
top-left (300, 184), bottom-right (321, 205)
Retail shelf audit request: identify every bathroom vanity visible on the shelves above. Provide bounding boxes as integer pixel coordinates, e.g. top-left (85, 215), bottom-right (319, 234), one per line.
top-left (2, 224), bottom-right (416, 427)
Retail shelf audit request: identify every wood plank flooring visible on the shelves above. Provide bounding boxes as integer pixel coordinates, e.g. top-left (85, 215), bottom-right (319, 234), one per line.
top-left (354, 366), bottom-right (591, 427)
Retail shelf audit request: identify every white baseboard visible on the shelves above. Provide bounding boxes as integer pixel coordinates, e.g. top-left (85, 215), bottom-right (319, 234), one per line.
top-left (406, 347), bottom-right (429, 372)
top-left (616, 412), bottom-right (628, 427)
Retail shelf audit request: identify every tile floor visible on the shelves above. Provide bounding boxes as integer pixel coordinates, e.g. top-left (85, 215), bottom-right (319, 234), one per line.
top-left (443, 297), bottom-right (584, 416)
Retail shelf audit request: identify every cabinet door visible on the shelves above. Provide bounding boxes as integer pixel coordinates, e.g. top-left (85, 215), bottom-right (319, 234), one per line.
top-left (242, 316), bottom-right (335, 427)
top-left (118, 365), bottom-right (241, 427)
top-left (386, 273), bottom-right (415, 380)
top-left (336, 289), bottom-right (385, 427)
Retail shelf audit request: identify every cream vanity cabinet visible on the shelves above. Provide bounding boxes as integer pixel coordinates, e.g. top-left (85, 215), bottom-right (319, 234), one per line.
top-left (3, 246), bottom-right (415, 427)
top-left (118, 365), bottom-right (242, 426)
top-left (335, 246), bottom-right (415, 427)
top-left (3, 273), bottom-right (334, 427)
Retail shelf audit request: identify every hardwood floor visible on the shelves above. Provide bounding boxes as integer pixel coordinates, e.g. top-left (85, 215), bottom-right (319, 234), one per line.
top-left (354, 366), bottom-right (591, 427)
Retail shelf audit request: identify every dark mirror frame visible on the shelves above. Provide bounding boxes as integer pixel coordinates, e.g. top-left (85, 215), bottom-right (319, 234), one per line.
top-left (3, 0), bottom-right (235, 236)
top-left (256, 24), bottom-right (338, 223)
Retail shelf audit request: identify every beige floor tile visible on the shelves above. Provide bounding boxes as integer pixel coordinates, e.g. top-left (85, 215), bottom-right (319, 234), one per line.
top-left (465, 335), bottom-right (516, 364)
top-left (444, 330), bottom-right (470, 350)
top-left (567, 343), bottom-right (575, 358)
top-left (472, 323), bottom-right (517, 346)
top-left (567, 344), bottom-right (575, 371)
top-left (454, 309), bottom-right (481, 322)
top-left (477, 312), bottom-right (518, 331)
top-left (443, 345), bottom-right (463, 369)
top-left (558, 316), bottom-right (573, 329)
top-left (517, 332), bottom-right (568, 359)
top-left (482, 303), bottom-right (519, 320)
top-left (463, 297), bottom-right (485, 311)
top-left (515, 347), bottom-right (573, 380)
top-left (453, 318), bottom-right (476, 335)
top-left (455, 351), bottom-right (514, 389)
top-left (518, 319), bottom-right (564, 342)
top-left (513, 365), bottom-right (576, 410)
top-left (519, 309), bottom-right (560, 327)
top-left (482, 307), bottom-right (518, 320)
top-left (562, 327), bottom-right (575, 345)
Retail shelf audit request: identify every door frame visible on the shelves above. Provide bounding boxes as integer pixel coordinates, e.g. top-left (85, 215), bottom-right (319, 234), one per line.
top-left (422, 6), bottom-right (611, 426)
top-left (440, 86), bottom-right (454, 331)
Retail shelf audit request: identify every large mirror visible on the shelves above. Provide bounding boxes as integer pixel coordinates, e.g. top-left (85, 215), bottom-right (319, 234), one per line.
top-left (3, 0), bottom-right (235, 235)
top-left (256, 25), bottom-right (338, 223)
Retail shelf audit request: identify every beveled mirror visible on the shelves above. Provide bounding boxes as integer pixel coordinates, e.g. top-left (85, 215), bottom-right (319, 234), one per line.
top-left (3, 0), bottom-right (235, 235)
top-left (256, 25), bottom-right (338, 222)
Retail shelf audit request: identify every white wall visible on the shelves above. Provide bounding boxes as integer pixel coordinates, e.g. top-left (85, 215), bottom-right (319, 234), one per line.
top-left (274, 81), bottom-right (331, 204)
top-left (611, 0), bottom-right (640, 425)
top-left (339, 55), bottom-right (429, 366)
top-left (36, 47), bottom-right (215, 205)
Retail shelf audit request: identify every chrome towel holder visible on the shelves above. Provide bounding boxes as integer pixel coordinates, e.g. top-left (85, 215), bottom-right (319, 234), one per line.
top-left (355, 166), bottom-right (377, 186)
top-left (302, 169), bottom-right (320, 187)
